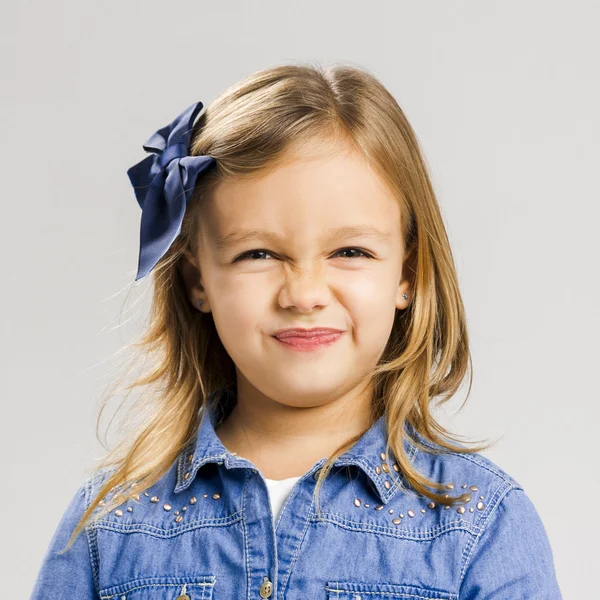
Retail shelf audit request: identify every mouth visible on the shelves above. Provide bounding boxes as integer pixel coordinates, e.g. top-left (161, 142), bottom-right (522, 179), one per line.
top-left (271, 330), bottom-right (344, 352)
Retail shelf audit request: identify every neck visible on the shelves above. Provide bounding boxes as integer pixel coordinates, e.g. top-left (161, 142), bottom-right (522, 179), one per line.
top-left (214, 376), bottom-right (373, 480)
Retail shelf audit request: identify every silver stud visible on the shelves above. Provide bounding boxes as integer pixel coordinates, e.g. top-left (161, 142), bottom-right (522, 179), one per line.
top-left (163, 504), bottom-right (172, 511)
top-left (479, 495), bottom-right (485, 500)
top-left (182, 506), bottom-right (187, 511)
top-left (174, 510), bottom-right (179, 515)
top-left (457, 506), bottom-right (466, 514)
top-left (187, 454), bottom-right (193, 462)
top-left (189, 497), bottom-right (197, 504)
top-left (354, 498), bottom-right (361, 507)
top-left (144, 492), bottom-right (150, 497)
top-left (115, 509), bottom-right (123, 517)
top-left (399, 513), bottom-right (404, 518)
top-left (469, 507), bottom-right (474, 512)
top-left (127, 507), bottom-right (133, 512)
top-left (364, 503), bottom-right (370, 508)
top-left (420, 508), bottom-right (426, 513)
top-left (381, 463), bottom-right (390, 473)
top-left (175, 515), bottom-right (183, 523)
top-left (407, 509), bottom-right (415, 517)
top-left (476, 501), bottom-right (485, 510)
top-left (375, 466), bottom-right (381, 475)
top-left (428, 501), bottom-right (436, 509)
top-left (392, 518), bottom-right (401, 525)
top-left (445, 505), bottom-right (450, 510)
top-left (202, 494), bottom-right (208, 498)
top-left (184, 472), bottom-right (191, 480)
top-left (470, 485), bottom-right (479, 491)
top-left (384, 480), bottom-right (391, 489)
top-left (445, 483), bottom-right (454, 489)
top-left (461, 483), bottom-right (467, 488)
top-left (375, 505), bottom-right (383, 511)
top-left (380, 452), bottom-right (387, 461)
top-left (392, 463), bottom-right (399, 472)
top-left (464, 495), bottom-right (472, 502)
top-left (388, 509), bottom-right (394, 514)
top-left (213, 493), bottom-right (221, 500)
top-left (150, 496), bottom-right (159, 503)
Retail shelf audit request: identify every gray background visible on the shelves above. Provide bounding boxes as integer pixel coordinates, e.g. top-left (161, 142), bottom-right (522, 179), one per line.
top-left (2, 1), bottom-right (597, 595)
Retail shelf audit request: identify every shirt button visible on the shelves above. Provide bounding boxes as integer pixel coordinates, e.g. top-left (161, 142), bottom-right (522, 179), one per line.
top-left (259, 576), bottom-right (273, 598)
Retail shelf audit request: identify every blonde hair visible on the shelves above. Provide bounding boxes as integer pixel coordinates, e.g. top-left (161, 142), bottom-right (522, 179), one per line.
top-left (60, 60), bottom-right (498, 553)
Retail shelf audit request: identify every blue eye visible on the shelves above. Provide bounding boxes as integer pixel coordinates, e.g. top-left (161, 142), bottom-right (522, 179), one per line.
top-left (233, 247), bottom-right (374, 262)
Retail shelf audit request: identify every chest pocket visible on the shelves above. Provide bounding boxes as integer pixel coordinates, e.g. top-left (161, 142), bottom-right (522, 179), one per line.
top-left (326, 581), bottom-right (456, 600)
top-left (99, 575), bottom-right (216, 600)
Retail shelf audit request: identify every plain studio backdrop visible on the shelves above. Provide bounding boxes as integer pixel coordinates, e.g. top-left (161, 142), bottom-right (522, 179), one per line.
top-left (2, 1), bottom-right (597, 595)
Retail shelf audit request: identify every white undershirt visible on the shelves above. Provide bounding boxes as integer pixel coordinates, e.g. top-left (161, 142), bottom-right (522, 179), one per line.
top-left (264, 475), bottom-right (302, 522)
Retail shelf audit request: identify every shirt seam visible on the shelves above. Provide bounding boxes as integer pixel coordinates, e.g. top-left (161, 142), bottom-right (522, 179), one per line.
top-left (458, 480), bottom-right (517, 587)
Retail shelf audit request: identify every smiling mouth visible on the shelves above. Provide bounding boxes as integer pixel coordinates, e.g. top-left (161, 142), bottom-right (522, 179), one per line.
top-left (272, 331), bottom-right (344, 351)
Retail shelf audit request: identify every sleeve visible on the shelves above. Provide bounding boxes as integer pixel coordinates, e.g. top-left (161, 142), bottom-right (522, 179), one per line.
top-left (459, 486), bottom-right (563, 599)
top-left (29, 477), bottom-right (99, 599)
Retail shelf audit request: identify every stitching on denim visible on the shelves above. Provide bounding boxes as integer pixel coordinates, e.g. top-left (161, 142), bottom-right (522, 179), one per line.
top-left (99, 579), bottom-right (215, 599)
top-left (91, 511), bottom-right (242, 538)
top-left (83, 473), bottom-right (101, 596)
top-left (325, 582), bottom-right (453, 599)
top-left (458, 480), bottom-right (515, 585)
top-left (309, 511), bottom-right (480, 539)
top-left (241, 470), bottom-right (251, 600)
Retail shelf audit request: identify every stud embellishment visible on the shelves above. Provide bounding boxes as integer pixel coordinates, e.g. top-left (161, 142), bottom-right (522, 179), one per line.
top-left (348, 469), bottom-right (483, 528)
top-left (104, 478), bottom-right (223, 526)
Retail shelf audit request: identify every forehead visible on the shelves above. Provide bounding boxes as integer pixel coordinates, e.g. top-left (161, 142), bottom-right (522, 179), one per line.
top-left (198, 137), bottom-right (401, 246)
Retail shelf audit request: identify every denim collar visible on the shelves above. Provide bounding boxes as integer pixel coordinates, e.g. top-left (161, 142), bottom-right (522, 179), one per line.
top-left (174, 387), bottom-right (419, 504)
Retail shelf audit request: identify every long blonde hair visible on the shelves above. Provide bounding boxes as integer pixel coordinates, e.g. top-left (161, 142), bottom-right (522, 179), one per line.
top-left (60, 60), bottom-right (498, 553)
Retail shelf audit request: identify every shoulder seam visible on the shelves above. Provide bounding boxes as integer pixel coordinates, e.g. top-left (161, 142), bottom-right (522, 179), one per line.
top-left (446, 450), bottom-right (523, 489)
top-left (84, 472), bottom-right (101, 597)
top-left (459, 482), bottom-right (520, 585)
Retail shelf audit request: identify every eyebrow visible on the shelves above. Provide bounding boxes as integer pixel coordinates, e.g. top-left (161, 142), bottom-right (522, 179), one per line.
top-left (213, 225), bottom-right (392, 251)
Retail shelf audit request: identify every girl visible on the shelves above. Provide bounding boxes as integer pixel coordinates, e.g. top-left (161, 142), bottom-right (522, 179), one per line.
top-left (30, 63), bottom-right (562, 599)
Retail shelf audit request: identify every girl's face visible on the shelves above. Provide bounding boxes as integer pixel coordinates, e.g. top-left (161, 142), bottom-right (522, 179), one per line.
top-left (183, 138), bottom-right (411, 410)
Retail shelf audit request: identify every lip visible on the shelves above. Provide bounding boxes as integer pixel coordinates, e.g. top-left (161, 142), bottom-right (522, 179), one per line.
top-left (272, 328), bottom-right (345, 352)
top-left (274, 327), bottom-right (345, 339)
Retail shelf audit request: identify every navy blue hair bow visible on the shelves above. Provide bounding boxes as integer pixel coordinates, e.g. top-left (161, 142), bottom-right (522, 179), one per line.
top-left (127, 101), bottom-right (216, 281)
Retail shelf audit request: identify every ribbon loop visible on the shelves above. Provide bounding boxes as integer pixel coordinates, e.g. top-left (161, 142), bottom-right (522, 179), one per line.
top-left (126, 101), bottom-right (216, 281)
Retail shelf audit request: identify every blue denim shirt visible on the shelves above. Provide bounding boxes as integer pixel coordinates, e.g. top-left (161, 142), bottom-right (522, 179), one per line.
top-left (31, 387), bottom-right (562, 599)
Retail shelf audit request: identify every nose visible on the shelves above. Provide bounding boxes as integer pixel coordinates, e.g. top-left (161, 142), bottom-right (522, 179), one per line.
top-left (277, 264), bottom-right (332, 312)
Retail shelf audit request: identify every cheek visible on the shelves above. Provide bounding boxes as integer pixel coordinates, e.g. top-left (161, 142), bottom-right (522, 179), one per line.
top-left (209, 278), bottom-right (269, 340)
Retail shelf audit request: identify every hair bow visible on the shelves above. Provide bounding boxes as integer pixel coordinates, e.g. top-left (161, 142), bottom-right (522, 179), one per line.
top-left (127, 101), bottom-right (216, 281)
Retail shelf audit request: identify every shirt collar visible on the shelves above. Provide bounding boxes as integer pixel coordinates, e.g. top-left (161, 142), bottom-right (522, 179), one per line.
top-left (174, 387), bottom-right (419, 504)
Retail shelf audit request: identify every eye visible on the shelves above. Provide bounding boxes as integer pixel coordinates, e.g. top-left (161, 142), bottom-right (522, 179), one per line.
top-left (233, 249), bottom-right (274, 262)
top-left (232, 247), bottom-right (374, 262)
top-left (334, 247), bottom-right (374, 260)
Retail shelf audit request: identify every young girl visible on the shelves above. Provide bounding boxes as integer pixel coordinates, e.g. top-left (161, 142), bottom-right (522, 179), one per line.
top-left (30, 63), bottom-right (562, 599)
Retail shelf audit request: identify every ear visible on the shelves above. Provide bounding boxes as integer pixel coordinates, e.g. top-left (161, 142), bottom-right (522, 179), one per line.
top-left (396, 242), bottom-right (416, 310)
top-left (180, 250), bottom-right (209, 312)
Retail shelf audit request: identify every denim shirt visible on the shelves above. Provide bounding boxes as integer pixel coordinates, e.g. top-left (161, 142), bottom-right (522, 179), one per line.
top-left (31, 388), bottom-right (562, 599)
